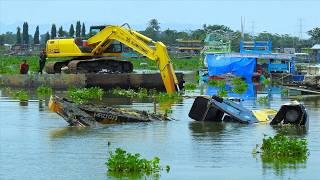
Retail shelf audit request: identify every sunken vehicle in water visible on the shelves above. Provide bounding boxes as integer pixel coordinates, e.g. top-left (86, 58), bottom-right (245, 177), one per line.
top-left (49, 96), bottom-right (170, 127)
top-left (189, 96), bottom-right (309, 127)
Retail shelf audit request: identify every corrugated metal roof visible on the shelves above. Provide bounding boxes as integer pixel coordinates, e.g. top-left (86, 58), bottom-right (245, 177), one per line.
top-left (311, 44), bottom-right (320, 50)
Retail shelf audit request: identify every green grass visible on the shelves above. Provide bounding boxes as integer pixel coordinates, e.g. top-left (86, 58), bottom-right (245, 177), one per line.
top-left (67, 87), bottom-right (104, 104)
top-left (106, 148), bottom-right (169, 177)
top-left (128, 56), bottom-right (200, 70)
top-left (0, 55), bottom-right (200, 74)
top-left (0, 55), bottom-right (68, 74)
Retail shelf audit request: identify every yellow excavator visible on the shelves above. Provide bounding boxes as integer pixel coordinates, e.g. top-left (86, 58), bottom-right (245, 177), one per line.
top-left (45, 24), bottom-right (179, 93)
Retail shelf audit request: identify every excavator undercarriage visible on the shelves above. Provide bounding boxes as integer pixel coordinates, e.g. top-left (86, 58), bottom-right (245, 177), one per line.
top-left (45, 58), bottom-right (133, 74)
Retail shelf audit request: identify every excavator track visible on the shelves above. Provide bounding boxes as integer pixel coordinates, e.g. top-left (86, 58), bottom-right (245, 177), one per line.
top-left (45, 58), bottom-right (133, 74)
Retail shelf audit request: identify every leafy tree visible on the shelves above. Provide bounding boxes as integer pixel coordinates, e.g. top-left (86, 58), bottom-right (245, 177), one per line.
top-left (191, 29), bottom-right (206, 40)
top-left (0, 32), bottom-right (16, 45)
top-left (148, 19), bottom-right (160, 31)
top-left (75, 21), bottom-right (81, 37)
top-left (16, 27), bottom-right (22, 44)
top-left (51, 24), bottom-right (57, 39)
top-left (58, 26), bottom-right (64, 37)
top-left (203, 24), bottom-right (233, 33)
top-left (33, 26), bottom-right (40, 44)
top-left (81, 22), bottom-right (86, 38)
top-left (44, 32), bottom-right (50, 43)
top-left (161, 29), bottom-right (178, 45)
top-left (69, 24), bottom-right (75, 37)
top-left (308, 27), bottom-right (320, 43)
top-left (22, 22), bottom-right (29, 44)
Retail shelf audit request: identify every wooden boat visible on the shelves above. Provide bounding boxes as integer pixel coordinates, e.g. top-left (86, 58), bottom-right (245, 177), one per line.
top-left (48, 96), bottom-right (170, 127)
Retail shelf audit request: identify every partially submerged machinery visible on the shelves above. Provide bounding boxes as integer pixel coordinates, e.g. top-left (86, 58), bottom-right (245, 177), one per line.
top-left (49, 96), bottom-right (170, 127)
top-left (45, 24), bottom-right (179, 93)
top-left (189, 96), bottom-right (308, 126)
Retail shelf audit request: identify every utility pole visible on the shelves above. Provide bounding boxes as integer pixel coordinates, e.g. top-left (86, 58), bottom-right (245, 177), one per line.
top-left (298, 18), bottom-right (303, 40)
top-left (251, 21), bottom-right (255, 39)
top-left (241, 16), bottom-right (245, 40)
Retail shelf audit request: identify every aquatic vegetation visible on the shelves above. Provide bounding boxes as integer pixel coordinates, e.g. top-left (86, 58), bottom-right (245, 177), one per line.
top-left (67, 87), bottom-right (104, 104)
top-left (208, 79), bottom-right (226, 88)
top-left (281, 88), bottom-right (289, 95)
top-left (208, 79), bottom-right (228, 97)
top-left (231, 77), bottom-right (248, 94)
top-left (110, 87), bottom-right (150, 98)
top-left (184, 82), bottom-right (197, 90)
top-left (258, 96), bottom-right (269, 105)
top-left (254, 134), bottom-right (308, 158)
top-left (109, 87), bottom-right (182, 102)
top-left (12, 90), bottom-right (29, 101)
top-left (36, 85), bottom-right (53, 99)
top-left (106, 148), bottom-right (169, 177)
top-left (156, 92), bottom-right (183, 102)
top-left (217, 88), bottom-right (228, 97)
top-left (262, 78), bottom-right (271, 86)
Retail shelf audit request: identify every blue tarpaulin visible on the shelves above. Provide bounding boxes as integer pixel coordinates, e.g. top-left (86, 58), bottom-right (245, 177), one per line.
top-left (207, 54), bottom-right (256, 82)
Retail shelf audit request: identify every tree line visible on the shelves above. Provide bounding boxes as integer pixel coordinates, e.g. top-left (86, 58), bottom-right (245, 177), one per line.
top-left (0, 21), bottom-right (86, 46)
top-left (0, 19), bottom-right (319, 52)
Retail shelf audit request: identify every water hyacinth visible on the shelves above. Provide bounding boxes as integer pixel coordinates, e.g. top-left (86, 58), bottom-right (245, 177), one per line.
top-left (36, 85), bottom-right (53, 99)
top-left (12, 90), bottom-right (29, 101)
top-left (67, 87), bottom-right (104, 104)
top-left (184, 82), bottom-right (197, 90)
top-left (106, 148), bottom-right (169, 177)
top-left (260, 134), bottom-right (308, 158)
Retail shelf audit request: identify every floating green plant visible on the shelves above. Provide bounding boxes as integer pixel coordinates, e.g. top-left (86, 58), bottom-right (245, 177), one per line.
top-left (231, 77), bottom-right (248, 94)
top-left (281, 88), bottom-right (289, 95)
top-left (262, 78), bottom-right (271, 86)
top-left (217, 88), bottom-right (228, 97)
top-left (258, 96), bottom-right (269, 105)
top-left (12, 90), bottom-right (29, 101)
top-left (254, 134), bottom-right (308, 158)
top-left (184, 82), bottom-right (197, 90)
top-left (106, 148), bottom-right (169, 177)
top-left (109, 87), bottom-right (182, 102)
top-left (37, 85), bottom-right (53, 99)
top-left (67, 87), bottom-right (104, 104)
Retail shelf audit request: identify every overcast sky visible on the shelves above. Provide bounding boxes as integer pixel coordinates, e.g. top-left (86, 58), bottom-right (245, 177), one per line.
top-left (0, 0), bottom-right (319, 38)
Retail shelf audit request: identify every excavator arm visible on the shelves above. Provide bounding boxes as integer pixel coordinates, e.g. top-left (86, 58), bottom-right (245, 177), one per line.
top-left (86, 25), bottom-right (180, 93)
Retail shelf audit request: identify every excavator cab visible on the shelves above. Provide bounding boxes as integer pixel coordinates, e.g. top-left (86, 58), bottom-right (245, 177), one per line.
top-left (77, 25), bottom-right (123, 54)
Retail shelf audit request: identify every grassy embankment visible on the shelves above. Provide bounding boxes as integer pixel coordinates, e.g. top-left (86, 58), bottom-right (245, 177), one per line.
top-left (0, 55), bottom-right (201, 74)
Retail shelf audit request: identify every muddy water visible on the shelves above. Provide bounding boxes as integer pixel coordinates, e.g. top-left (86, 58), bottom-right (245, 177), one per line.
top-left (0, 86), bottom-right (320, 180)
